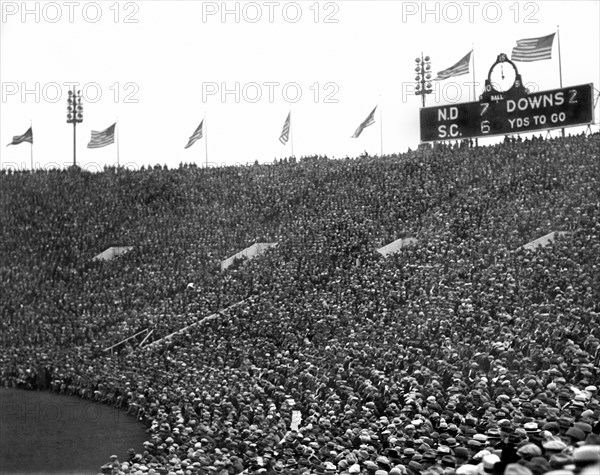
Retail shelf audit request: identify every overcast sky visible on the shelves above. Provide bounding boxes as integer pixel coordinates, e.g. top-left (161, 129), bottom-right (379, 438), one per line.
top-left (1, 0), bottom-right (599, 171)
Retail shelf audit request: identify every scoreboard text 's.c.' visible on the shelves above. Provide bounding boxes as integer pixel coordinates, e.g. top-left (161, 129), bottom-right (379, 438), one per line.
top-left (419, 83), bottom-right (594, 142)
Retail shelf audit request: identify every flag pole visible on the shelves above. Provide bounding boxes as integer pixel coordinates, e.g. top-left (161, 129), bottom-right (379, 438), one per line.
top-left (289, 104), bottom-right (294, 158)
top-left (379, 97), bottom-right (383, 157)
top-left (73, 110), bottom-right (77, 168)
top-left (557, 25), bottom-right (564, 137)
top-left (116, 118), bottom-right (120, 168)
top-left (204, 112), bottom-right (208, 168)
top-left (557, 25), bottom-right (563, 88)
top-left (471, 45), bottom-right (476, 102)
top-left (30, 120), bottom-right (34, 170)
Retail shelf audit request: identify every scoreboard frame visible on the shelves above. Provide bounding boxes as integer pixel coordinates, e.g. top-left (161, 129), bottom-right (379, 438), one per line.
top-left (419, 83), bottom-right (594, 143)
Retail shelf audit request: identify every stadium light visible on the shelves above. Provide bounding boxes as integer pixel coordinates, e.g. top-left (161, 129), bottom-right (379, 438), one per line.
top-left (66, 88), bottom-right (84, 167)
top-left (415, 53), bottom-right (433, 108)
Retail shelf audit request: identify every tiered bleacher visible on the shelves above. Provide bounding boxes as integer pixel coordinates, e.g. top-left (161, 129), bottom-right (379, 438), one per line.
top-left (1, 133), bottom-right (599, 475)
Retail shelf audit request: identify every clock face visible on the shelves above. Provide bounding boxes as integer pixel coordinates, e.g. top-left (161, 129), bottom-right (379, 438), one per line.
top-left (489, 62), bottom-right (517, 93)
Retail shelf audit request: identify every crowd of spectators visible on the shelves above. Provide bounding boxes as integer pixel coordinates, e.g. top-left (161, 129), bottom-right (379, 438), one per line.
top-left (1, 132), bottom-right (599, 475)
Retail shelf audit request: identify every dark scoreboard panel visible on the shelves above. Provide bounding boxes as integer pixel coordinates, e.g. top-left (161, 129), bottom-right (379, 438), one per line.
top-left (420, 83), bottom-right (594, 142)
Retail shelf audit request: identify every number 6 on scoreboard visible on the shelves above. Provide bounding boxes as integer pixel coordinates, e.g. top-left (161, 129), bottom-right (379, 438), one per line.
top-left (481, 120), bottom-right (490, 134)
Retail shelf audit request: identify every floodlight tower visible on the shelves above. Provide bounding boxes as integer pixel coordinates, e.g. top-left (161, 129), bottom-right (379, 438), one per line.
top-left (66, 88), bottom-right (84, 167)
top-left (415, 53), bottom-right (433, 108)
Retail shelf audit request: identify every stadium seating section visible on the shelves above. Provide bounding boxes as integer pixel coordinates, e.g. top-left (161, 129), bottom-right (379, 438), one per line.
top-left (1, 133), bottom-right (599, 475)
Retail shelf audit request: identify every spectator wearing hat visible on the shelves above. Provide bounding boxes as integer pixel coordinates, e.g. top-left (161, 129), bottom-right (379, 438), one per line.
top-left (572, 445), bottom-right (600, 471)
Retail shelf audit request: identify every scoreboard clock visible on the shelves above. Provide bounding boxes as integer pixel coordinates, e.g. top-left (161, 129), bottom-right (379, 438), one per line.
top-left (481, 53), bottom-right (529, 101)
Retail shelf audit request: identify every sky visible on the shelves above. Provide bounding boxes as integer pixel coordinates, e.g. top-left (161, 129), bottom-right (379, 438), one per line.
top-left (1, 0), bottom-right (599, 171)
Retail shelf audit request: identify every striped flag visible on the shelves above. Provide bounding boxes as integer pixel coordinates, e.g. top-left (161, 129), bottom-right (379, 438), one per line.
top-left (6, 127), bottom-right (33, 146)
top-left (185, 120), bottom-right (204, 149)
top-left (434, 51), bottom-right (472, 81)
top-left (511, 33), bottom-right (555, 62)
top-left (279, 112), bottom-right (290, 144)
top-left (87, 123), bottom-right (116, 148)
top-left (351, 106), bottom-right (377, 138)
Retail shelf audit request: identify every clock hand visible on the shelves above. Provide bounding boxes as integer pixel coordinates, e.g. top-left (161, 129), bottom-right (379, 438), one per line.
top-left (501, 64), bottom-right (505, 80)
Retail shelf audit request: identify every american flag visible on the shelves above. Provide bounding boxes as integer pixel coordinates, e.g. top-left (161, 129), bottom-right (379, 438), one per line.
top-left (351, 106), bottom-right (377, 138)
top-left (434, 51), bottom-right (472, 81)
top-left (185, 120), bottom-right (204, 149)
top-left (7, 127), bottom-right (33, 146)
top-left (279, 113), bottom-right (290, 145)
top-left (87, 123), bottom-right (116, 148)
top-left (511, 33), bottom-right (555, 62)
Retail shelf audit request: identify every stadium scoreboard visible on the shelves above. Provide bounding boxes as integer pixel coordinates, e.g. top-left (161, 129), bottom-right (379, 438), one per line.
top-left (419, 53), bottom-right (594, 142)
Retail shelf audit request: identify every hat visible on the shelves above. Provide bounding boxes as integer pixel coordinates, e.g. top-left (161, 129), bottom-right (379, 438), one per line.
top-left (272, 462), bottom-right (285, 472)
top-left (573, 422), bottom-right (593, 434)
top-left (525, 457), bottom-right (551, 475)
top-left (514, 428), bottom-right (528, 439)
top-left (572, 446), bottom-right (600, 464)
top-left (517, 444), bottom-right (542, 457)
top-left (558, 417), bottom-right (573, 429)
top-left (455, 464), bottom-right (479, 475)
top-left (454, 448), bottom-right (470, 459)
top-left (437, 446), bottom-right (451, 455)
top-left (407, 461), bottom-right (423, 474)
top-left (498, 420), bottom-right (513, 431)
top-left (543, 440), bottom-right (567, 452)
top-left (543, 422), bottom-right (560, 433)
top-left (478, 454), bottom-right (500, 475)
top-left (581, 465), bottom-right (600, 475)
top-left (523, 422), bottom-right (541, 434)
top-left (504, 463), bottom-right (533, 475)
top-left (549, 454), bottom-right (572, 468)
top-left (467, 440), bottom-right (482, 449)
top-left (566, 427), bottom-right (586, 442)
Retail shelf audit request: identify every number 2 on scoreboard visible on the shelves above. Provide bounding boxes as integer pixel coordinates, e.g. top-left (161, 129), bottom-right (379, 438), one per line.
top-left (569, 90), bottom-right (578, 104)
